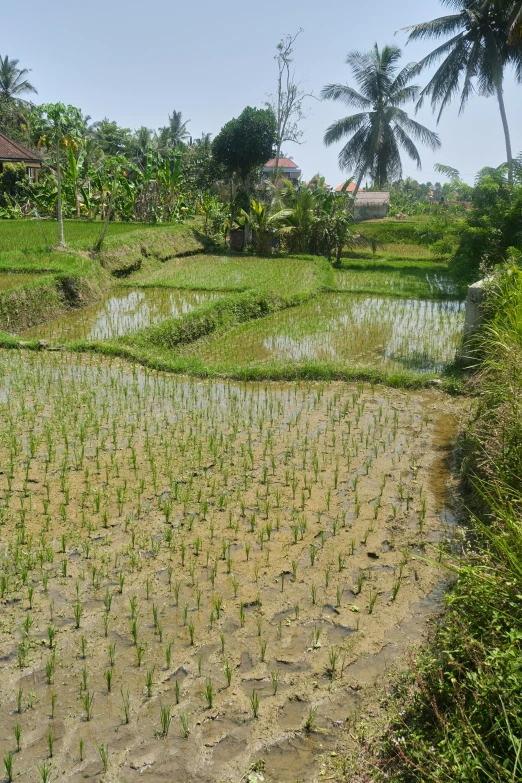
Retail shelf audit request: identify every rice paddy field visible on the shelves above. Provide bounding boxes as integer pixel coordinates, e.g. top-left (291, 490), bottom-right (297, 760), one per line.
top-left (0, 350), bottom-right (462, 783)
top-left (0, 222), bottom-right (470, 781)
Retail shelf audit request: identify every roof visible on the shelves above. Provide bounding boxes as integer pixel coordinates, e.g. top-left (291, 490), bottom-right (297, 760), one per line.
top-left (264, 158), bottom-right (299, 169)
top-left (0, 132), bottom-right (42, 164)
top-left (334, 181), bottom-right (361, 193)
top-left (355, 191), bottom-right (390, 204)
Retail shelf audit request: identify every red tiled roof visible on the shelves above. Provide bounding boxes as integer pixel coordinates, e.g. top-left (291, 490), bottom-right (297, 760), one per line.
top-left (334, 181), bottom-right (361, 192)
top-left (0, 132), bottom-right (42, 163)
top-left (264, 157), bottom-right (299, 169)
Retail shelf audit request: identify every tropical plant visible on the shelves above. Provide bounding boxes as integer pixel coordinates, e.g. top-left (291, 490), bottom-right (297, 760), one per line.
top-left (159, 110), bottom-right (190, 149)
top-left (0, 55), bottom-right (37, 102)
top-left (405, 0), bottom-right (522, 182)
top-left (240, 199), bottom-right (291, 251)
top-left (212, 106), bottom-right (277, 231)
top-left (31, 103), bottom-right (86, 246)
top-left (322, 44), bottom-right (441, 193)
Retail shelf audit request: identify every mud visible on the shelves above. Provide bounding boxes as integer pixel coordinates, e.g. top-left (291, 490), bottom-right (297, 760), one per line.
top-left (0, 350), bottom-right (465, 782)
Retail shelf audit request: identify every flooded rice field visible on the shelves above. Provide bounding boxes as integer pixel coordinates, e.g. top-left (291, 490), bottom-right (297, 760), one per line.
top-left (194, 293), bottom-right (465, 373)
top-left (0, 349), bottom-right (462, 782)
top-left (21, 288), bottom-right (223, 342)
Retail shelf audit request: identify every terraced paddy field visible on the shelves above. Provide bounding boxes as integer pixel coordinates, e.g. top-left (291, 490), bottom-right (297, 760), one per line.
top-left (0, 350), bottom-right (464, 783)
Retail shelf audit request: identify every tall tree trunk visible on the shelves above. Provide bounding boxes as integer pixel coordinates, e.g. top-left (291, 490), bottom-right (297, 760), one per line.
top-left (56, 147), bottom-right (65, 247)
top-left (496, 81), bottom-right (513, 183)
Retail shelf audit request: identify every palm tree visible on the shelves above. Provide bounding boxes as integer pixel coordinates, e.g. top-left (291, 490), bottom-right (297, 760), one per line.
top-left (0, 55), bottom-right (37, 102)
top-left (405, 1), bottom-right (522, 181)
top-left (161, 110), bottom-right (190, 148)
top-left (322, 44), bottom-right (440, 195)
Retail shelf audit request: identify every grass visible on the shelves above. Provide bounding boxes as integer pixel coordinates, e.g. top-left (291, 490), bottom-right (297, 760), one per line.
top-left (125, 252), bottom-right (335, 295)
top-left (373, 263), bottom-right (522, 782)
top-left (0, 219), bottom-right (187, 253)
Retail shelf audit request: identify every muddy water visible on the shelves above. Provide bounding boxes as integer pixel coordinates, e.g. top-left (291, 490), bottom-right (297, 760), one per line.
top-left (0, 272), bottom-right (43, 291)
top-left (195, 294), bottom-right (465, 373)
top-left (21, 287), bottom-right (223, 341)
top-left (0, 351), bottom-right (464, 783)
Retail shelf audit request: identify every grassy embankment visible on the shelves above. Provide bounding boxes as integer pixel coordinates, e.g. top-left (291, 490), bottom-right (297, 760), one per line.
top-left (373, 264), bottom-right (522, 782)
top-left (0, 220), bottom-right (207, 331)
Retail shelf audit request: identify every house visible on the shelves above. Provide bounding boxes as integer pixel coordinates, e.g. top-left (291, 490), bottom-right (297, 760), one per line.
top-left (263, 157), bottom-right (301, 182)
top-left (0, 132), bottom-right (43, 183)
top-left (334, 181), bottom-right (362, 193)
top-left (354, 191), bottom-right (390, 220)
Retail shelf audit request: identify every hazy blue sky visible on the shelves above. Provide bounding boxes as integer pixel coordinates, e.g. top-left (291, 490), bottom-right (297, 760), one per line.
top-left (4, 0), bottom-right (521, 185)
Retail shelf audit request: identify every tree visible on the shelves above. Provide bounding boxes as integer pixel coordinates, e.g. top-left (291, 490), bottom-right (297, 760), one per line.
top-left (0, 55), bottom-right (37, 102)
top-left (91, 118), bottom-right (132, 157)
top-left (322, 44), bottom-right (441, 195)
top-left (31, 103), bottom-right (85, 247)
top-left (266, 30), bottom-right (312, 180)
top-left (405, 0), bottom-right (522, 182)
top-left (212, 106), bottom-right (276, 232)
top-left (159, 110), bottom-right (190, 150)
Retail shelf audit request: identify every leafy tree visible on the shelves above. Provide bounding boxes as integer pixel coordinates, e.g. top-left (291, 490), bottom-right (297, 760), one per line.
top-left (0, 163), bottom-right (29, 208)
top-left (91, 118), bottom-right (132, 157)
top-left (405, 0), bottom-right (522, 182)
top-left (322, 44), bottom-right (440, 194)
top-left (212, 106), bottom-right (277, 231)
top-left (31, 103), bottom-right (85, 246)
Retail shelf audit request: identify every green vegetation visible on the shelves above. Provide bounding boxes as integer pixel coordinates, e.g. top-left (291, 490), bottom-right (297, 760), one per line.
top-left (377, 264), bottom-right (522, 781)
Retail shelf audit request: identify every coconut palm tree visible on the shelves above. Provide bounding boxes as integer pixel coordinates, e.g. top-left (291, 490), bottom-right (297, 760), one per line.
top-left (322, 44), bottom-right (441, 195)
top-left (159, 110), bottom-right (190, 150)
top-left (0, 55), bottom-right (37, 102)
top-left (405, 0), bottom-right (522, 181)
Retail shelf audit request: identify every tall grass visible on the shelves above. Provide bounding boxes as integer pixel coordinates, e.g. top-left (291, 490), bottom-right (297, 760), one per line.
top-left (380, 264), bottom-right (522, 782)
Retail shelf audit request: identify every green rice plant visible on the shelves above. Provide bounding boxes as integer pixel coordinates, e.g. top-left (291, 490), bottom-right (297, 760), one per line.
top-left (98, 744), bottom-right (109, 773)
top-left (310, 544), bottom-right (317, 566)
top-left (271, 670), bottom-right (279, 695)
top-left (250, 689), bottom-right (260, 719)
top-left (104, 669), bottom-right (112, 693)
top-left (17, 688), bottom-right (23, 714)
top-left (304, 706), bottom-right (317, 732)
top-left (38, 760), bottom-right (52, 783)
top-left (311, 583), bottom-right (317, 604)
top-left (80, 636), bottom-right (86, 659)
top-left (188, 621), bottom-right (195, 645)
top-left (145, 668), bottom-right (154, 697)
top-left (180, 712), bottom-right (190, 739)
top-left (4, 752), bottom-right (13, 783)
top-left (108, 643), bottom-right (116, 667)
top-left (45, 654), bottom-right (55, 685)
top-left (165, 641), bottom-right (172, 668)
top-left (83, 690), bottom-right (94, 721)
top-left (46, 725), bottom-right (54, 757)
top-left (13, 723), bottom-right (21, 752)
top-left (121, 688), bottom-right (130, 724)
top-left (260, 639), bottom-right (267, 662)
top-left (159, 703), bottom-right (172, 737)
top-left (74, 600), bottom-right (83, 629)
top-left (368, 589), bottom-right (378, 614)
top-left (204, 678), bottom-right (214, 709)
top-left (328, 647), bottom-right (338, 680)
top-left (79, 736), bottom-right (84, 762)
top-left (135, 643), bottom-right (145, 667)
top-left (224, 658), bottom-right (232, 687)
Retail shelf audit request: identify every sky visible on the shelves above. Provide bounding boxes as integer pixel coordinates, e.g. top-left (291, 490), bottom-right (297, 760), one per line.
top-left (3, 0), bottom-right (521, 186)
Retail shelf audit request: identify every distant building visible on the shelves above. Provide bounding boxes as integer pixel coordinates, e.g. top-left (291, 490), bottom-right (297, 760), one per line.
top-left (263, 157), bottom-right (301, 182)
top-left (354, 191), bottom-right (390, 220)
top-left (0, 132), bottom-right (43, 183)
top-left (334, 181), bottom-right (362, 193)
